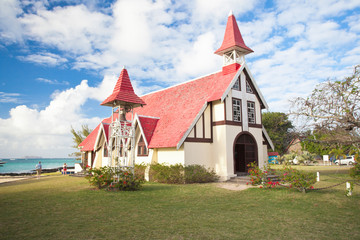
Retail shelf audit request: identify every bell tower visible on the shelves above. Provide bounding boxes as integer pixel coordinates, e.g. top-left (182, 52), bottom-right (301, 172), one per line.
top-left (214, 11), bottom-right (253, 68)
top-left (101, 67), bottom-right (146, 172)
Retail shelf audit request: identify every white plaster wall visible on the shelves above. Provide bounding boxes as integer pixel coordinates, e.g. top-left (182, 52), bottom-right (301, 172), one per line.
top-left (225, 92), bottom-right (234, 121)
top-left (263, 144), bottom-right (268, 169)
top-left (204, 105), bottom-right (211, 138)
top-left (184, 142), bottom-right (213, 167)
top-left (212, 125), bottom-right (232, 180)
top-left (248, 127), bottom-right (266, 169)
top-left (87, 152), bottom-right (92, 167)
top-left (135, 149), bottom-right (153, 165)
top-left (212, 100), bottom-right (224, 121)
top-left (157, 147), bottom-right (185, 165)
top-left (196, 115), bottom-right (204, 138)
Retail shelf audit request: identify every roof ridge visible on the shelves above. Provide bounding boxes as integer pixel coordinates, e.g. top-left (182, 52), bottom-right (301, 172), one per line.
top-left (140, 69), bottom-right (222, 97)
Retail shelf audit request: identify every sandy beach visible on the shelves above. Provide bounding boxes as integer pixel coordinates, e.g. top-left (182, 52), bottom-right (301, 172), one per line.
top-left (0, 176), bottom-right (36, 184)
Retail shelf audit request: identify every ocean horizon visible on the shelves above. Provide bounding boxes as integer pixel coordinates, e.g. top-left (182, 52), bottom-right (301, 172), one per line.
top-left (0, 158), bottom-right (81, 174)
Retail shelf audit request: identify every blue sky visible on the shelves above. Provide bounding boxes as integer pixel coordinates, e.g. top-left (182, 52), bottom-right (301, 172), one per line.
top-left (0, 0), bottom-right (359, 158)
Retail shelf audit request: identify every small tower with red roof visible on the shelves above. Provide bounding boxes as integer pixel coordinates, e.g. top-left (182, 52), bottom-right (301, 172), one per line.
top-left (101, 67), bottom-right (146, 170)
top-left (215, 11), bottom-right (253, 70)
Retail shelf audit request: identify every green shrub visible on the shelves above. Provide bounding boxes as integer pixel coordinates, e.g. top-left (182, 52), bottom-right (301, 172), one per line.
top-left (350, 162), bottom-right (360, 180)
top-left (86, 166), bottom-right (143, 191)
top-left (134, 163), bottom-right (147, 181)
top-left (184, 165), bottom-right (219, 183)
top-left (150, 163), bottom-right (184, 184)
top-left (149, 163), bottom-right (219, 184)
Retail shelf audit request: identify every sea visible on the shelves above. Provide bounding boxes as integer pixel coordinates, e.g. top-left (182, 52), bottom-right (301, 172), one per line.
top-left (0, 158), bottom-right (81, 174)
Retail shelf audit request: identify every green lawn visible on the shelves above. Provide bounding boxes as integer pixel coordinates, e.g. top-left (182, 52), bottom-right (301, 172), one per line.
top-left (1, 171), bottom-right (359, 240)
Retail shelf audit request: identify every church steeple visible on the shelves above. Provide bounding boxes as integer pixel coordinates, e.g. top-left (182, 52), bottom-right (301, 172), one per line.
top-left (215, 11), bottom-right (253, 67)
top-left (101, 67), bottom-right (146, 108)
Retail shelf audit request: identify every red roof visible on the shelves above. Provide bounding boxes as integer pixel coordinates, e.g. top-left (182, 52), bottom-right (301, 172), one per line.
top-left (132, 68), bottom-right (238, 149)
top-left (268, 152), bottom-right (279, 156)
top-left (214, 13), bottom-right (253, 55)
top-left (79, 114), bottom-right (115, 152)
top-left (137, 116), bottom-right (159, 146)
top-left (101, 68), bottom-right (146, 107)
top-left (79, 123), bottom-right (100, 152)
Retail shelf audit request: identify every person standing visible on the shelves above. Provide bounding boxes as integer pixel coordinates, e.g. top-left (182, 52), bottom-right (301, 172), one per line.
top-left (35, 161), bottom-right (42, 179)
top-left (62, 163), bottom-right (67, 175)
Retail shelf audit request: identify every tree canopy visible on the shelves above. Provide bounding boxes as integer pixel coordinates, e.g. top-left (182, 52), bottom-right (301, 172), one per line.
top-left (69, 125), bottom-right (92, 159)
top-left (290, 65), bottom-right (360, 148)
top-left (262, 112), bottom-right (294, 155)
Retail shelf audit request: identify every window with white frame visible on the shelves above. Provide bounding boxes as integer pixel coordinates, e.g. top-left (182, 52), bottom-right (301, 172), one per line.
top-left (247, 101), bottom-right (255, 124)
top-left (232, 98), bottom-right (242, 122)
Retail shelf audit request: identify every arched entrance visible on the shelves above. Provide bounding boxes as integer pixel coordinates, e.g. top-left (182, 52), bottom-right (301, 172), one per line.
top-left (233, 132), bottom-right (258, 174)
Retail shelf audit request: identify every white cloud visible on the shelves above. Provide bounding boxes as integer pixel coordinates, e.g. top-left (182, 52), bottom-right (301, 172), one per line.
top-left (176, 32), bottom-right (220, 78)
top-left (18, 52), bottom-right (68, 66)
top-left (0, 76), bottom-right (119, 158)
top-left (0, 92), bottom-right (21, 103)
top-left (0, 0), bottom-right (23, 43)
top-left (36, 77), bottom-right (69, 85)
top-left (20, 4), bottom-right (112, 54)
top-left (0, 0), bottom-right (360, 157)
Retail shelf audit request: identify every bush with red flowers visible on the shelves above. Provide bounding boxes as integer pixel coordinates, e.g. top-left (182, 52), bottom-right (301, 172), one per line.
top-left (86, 166), bottom-right (143, 191)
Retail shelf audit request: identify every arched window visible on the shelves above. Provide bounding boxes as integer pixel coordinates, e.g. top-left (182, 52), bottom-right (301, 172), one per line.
top-left (137, 136), bottom-right (148, 156)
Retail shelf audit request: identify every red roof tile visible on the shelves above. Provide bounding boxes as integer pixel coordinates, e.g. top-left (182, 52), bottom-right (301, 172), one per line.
top-left (214, 13), bottom-right (253, 55)
top-left (137, 116), bottom-right (159, 146)
top-left (79, 123), bottom-right (100, 152)
top-left (131, 69), bottom-right (238, 149)
top-left (101, 68), bottom-right (146, 107)
top-left (79, 114), bottom-right (115, 152)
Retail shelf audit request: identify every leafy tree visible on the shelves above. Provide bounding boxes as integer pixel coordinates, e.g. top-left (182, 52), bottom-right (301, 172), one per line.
top-left (262, 112), bottom-right (295, 155)
top-left (297, 151), bottom-right (317, 165)
top-left (69, 125), bottom-right (92, 159)
top-left (329, 148), bottom-right (346, 163)
top-left (290, 65), bottom-right (360, 148)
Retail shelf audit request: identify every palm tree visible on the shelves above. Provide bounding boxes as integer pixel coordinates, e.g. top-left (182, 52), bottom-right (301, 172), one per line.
top-left (69, 125), bottom-right (92, 160)
top-left (329, 148), bottom-right (346, 165)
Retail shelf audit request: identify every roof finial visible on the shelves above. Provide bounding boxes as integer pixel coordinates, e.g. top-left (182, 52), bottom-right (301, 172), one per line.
top-left (228, 10), bottom-right (233, 16)
top-left (123, 65), bottom-right (126, 69)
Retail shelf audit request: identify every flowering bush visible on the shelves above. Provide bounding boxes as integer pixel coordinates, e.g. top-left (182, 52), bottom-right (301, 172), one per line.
top-left (247, 162), bottom-right (316, 193)
top-left (86, 166), bottom-right (143, 191)
top-left (281, 167), bottom-right (316, 193)
top-left (247, 162), bottom-right (278, 188)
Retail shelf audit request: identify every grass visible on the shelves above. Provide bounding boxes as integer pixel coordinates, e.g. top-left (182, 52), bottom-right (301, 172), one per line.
top-left (1, 170), bottom-right (360, 240)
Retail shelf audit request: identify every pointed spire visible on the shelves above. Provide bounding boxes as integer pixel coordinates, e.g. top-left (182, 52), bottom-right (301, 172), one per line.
top-left (214, 12), bottom-right (253, 56)
top-left (101, 68), bottom-right (146, 108)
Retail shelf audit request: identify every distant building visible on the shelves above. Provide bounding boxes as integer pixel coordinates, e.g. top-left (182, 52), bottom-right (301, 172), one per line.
top-left (79, 12), bottom-right (274, 180)
top-left (268, 152), bottom-right (279, 164)
top-left (286, 138), bottom-right (303, 154)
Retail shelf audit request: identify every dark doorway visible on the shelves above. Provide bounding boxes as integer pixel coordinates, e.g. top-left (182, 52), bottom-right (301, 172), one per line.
top-left (234, 133), bottom-right (258, 174)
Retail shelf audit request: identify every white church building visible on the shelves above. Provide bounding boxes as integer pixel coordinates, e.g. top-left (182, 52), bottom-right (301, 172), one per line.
top-left (79, 12), bottom-right (274, 181)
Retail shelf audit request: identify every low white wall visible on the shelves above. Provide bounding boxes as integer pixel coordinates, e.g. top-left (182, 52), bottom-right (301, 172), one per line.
top-left (157, 147), bottom-right (185, 165)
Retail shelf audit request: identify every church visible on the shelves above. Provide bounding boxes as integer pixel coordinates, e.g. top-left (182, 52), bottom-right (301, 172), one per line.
top-left (79, 12), bottom-right (274, 181)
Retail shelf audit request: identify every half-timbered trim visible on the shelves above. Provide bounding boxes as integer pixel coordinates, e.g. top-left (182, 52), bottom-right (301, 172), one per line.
top-left (213, 120), bottom-right (242, 126)
top-left (185, 104), bottom-right (213, 143)
top-left (248, 123), bottom-right (262, 128)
